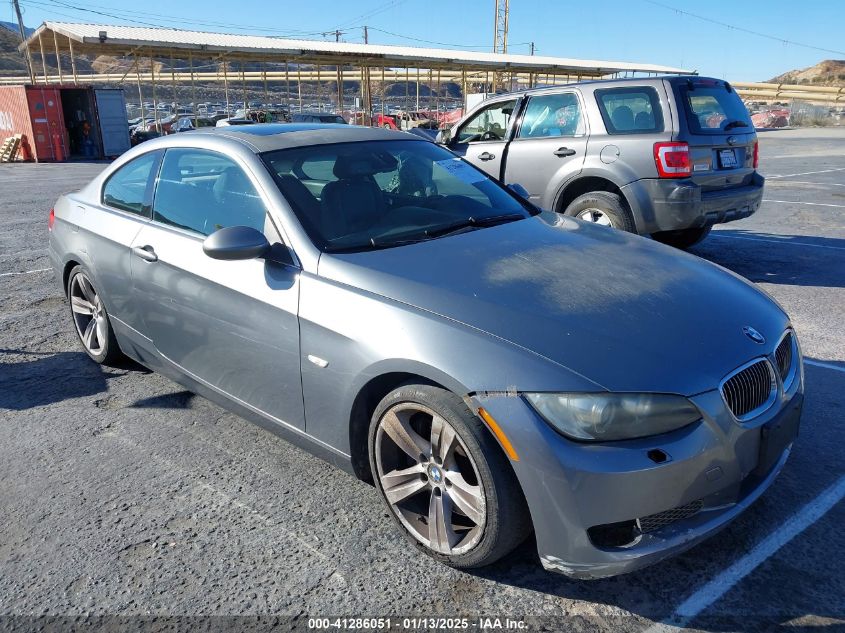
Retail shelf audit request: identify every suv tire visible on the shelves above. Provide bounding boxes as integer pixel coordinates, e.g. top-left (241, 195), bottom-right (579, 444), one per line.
top-left (563, 191), bottom-right (636, 233)
top-left (652, 226), bottom-right (712, 249)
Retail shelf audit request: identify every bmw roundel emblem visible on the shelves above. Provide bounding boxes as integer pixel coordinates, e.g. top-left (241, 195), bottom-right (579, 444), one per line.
top-left (743, 326), bottom-right (765, 344)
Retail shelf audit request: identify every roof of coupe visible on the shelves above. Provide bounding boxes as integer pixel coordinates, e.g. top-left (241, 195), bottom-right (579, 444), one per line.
top-left (189, 123), bottom-right (421, 152)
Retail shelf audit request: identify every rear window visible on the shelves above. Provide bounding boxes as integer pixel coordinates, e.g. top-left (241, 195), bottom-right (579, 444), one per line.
top-left (595, 86), bottom-right (663, 134)
top-left (679, 81), bottom-right (752, 134)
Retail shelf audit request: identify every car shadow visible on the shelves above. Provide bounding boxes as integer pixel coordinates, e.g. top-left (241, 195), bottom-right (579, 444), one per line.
top-left (129, 390), bottom-right (195, 409)
top-left (690, 229), bottom-right (845, 289)
top-left (0, 349), bottom-right (148, 410)
top-left (0, 350), bottom-right (110, 410)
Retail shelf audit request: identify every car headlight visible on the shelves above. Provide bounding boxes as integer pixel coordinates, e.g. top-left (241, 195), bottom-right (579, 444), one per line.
top-left (524, 392), bottom-right (701, 442)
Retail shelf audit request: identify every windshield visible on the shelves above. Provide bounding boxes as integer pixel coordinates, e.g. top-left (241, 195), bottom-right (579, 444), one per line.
top-left (262, 140), bottom-right (535, 252)
top-left (680, 81), bottom-right (752, 134)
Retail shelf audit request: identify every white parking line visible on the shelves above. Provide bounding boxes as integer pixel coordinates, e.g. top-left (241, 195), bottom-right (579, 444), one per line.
top-left (0, 267), bottom-right (51, 278)
top-left (769, 181), bottom-right (845, 188)
top-left (762, 199), bottom-right (845, 209)
top-left (644, 474), bottom-right (845, 633)
top-left (805, 359), bottom-right (845, 373)
top-left (709, 233), bottom-right (845, 251)
top-left (766, 167), bottom-right (845, 179)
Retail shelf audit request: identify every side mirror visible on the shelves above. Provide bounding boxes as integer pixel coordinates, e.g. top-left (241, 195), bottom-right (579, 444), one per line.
top-left (507, 183), bottom-right (531, 201)
top-left (435, 128), bottom-right (451, 144)
top-left (203, 225), bottom-right (270, 261)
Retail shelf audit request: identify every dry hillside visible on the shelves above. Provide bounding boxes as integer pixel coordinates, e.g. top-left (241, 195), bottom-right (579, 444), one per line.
top-left (768, 59), bottom-right (845, 86)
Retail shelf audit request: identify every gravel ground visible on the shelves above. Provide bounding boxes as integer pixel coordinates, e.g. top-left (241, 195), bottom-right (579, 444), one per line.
top-left (1, 128), bottom-right (843, 632)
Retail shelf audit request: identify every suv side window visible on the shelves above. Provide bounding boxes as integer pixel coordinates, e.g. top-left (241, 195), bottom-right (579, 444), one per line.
top-left (102, 151), bottom-right (160, 216)
top-left (517, 93), bottom-right (585, 138)
top-left (456, 99), bottom-right (517, 143)
top-left (152, 148), bottom-right (268, 236)
top-left (595, 87), bottom-right (664, 134)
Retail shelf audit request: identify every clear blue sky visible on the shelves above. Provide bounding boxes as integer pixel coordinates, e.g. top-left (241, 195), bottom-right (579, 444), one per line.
top-left (6, 0), bottom-right (844, 82)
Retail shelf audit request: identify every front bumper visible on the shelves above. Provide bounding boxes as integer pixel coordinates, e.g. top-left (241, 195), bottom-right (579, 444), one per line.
top-left (473, 377), bottom-right (802, 579)
top-left (622, 172), bottom-right (765, 234)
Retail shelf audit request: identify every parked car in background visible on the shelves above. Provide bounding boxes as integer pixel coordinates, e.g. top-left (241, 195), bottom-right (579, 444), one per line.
top-left (216, 118), bottom-right (256, 127)
top-left (439, 76), bottom-right (763, 248)
top-left (173, 117), bottom-right (216, 133)
top-left (290, 112), bottom-right (347, 124)
top-left (49, 124), bottom-right (801, 579)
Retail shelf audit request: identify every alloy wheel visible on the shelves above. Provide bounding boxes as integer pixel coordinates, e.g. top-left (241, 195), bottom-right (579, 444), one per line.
top-left (69, 273), bottom-right (107, 356)
top-left (374, 402), bottom-right (487, 555)
top-left (576, 208), bottom-right (613, 226)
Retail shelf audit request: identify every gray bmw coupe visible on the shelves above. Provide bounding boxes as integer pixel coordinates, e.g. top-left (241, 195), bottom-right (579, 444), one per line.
top-left (48, 124), bottom-right (803, 578)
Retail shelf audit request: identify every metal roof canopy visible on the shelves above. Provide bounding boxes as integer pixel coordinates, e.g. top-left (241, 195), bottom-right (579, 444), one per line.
top-left (23, 21), bottom-right (693, 76)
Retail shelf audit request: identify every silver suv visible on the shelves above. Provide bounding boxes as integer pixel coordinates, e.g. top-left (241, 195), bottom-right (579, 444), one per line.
top-left (438, 76), bottom-right (763, 248)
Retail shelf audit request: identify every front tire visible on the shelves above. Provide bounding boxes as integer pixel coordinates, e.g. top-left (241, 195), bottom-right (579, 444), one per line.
top-left (563, 191), bottom-right (637, 232)
top-left (652, 226), bottom-right (712, 249)
top-left (67, 265), bottom-right (123, 365)
top-left (369, 384), bottom-right (530, 569)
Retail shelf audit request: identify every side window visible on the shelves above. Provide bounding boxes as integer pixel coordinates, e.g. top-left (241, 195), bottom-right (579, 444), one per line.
top-left (518, 93), bottom-right (584, 139)
top-left (152, 148), bottom-right (267, 236)
top-left (102, 151), bottom-right (159, 216)
top-left (456, 99), bottom-right (517, 143)
top-left (595, 87), bottom-right (664, 134)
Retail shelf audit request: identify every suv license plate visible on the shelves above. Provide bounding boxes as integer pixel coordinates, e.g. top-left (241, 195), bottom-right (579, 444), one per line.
top-left (719, 149), bottom-right (738, 168)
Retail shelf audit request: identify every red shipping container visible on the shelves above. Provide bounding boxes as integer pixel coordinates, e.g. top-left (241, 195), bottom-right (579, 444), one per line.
top-left (0, 84), bottom-right (68, 161)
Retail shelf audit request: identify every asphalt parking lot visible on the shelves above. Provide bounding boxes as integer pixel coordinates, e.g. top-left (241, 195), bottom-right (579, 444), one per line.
top-left (1, 128), bottom-right (843, 632)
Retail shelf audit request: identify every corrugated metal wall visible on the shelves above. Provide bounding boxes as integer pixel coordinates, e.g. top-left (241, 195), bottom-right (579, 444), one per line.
top-left (0, 86), bottom-right (36, 161)
top-left (0, 85), bottom-right (69, 161)
top-left (26, 86), bottom-right (66, 161)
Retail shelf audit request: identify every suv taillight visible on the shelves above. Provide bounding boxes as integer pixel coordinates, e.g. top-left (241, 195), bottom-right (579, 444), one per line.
top-left (753, 140), bottom-right (759, 169)
top-left (654, 142), bottom-right (691, 178)
top-left (48, 208), bottom-right (55, 231)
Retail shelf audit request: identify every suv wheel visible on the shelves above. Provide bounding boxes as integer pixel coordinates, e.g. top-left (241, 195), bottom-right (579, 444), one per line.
top-left (563, 191), bottom-right (636, 232)
top-left (652, 226), bottom-right (712, 249)
top-left (369, 384), bottom-right (531, 569)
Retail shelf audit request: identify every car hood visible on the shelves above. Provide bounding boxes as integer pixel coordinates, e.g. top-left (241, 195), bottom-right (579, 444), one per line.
top-left (318, 214), bottom-right (789, 395)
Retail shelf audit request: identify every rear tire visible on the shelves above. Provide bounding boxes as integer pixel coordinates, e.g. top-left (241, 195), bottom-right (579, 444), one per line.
top-left (369, 384), bottom-right (531, 569)
top-left (66, 265), bottom-right (123, 366)
top-left (563, 191), bottom-right (637, 233)
top-left (652, 226), bottom-right (712, 249)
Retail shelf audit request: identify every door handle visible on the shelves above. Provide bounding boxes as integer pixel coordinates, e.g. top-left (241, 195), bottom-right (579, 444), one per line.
top-left (553, 147), bottom-right (577, 157)
top-left (132, 245), bottom-right (158, 262)
top-left (477, 151), bottom-right (496, 161)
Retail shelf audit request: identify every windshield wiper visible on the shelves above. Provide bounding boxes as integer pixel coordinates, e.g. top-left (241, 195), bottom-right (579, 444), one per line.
top-left (723, 120), bottom-right (749, 131)
top-left (424, 213), bottom-right (526, 238)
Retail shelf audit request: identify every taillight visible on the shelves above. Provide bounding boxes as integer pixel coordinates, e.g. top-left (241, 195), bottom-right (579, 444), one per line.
top-left (753, 140), bottom-right (759, 169)
top-left (654, 142), bottom-right (691, 178)
top-left (48, 208), bottom-right (55, 231)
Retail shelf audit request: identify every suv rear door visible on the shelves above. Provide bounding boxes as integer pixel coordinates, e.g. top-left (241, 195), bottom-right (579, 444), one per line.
top-left (503, 90), bottom-right (588, 208)
top-left (670, 78), bottom-right (757, 191)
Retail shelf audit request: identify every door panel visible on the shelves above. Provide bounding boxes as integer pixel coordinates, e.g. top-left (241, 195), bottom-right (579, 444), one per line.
top-left (505, 91), bottom-right (589, 208)
top-left (130, 147), bottom-right (305, 429)
top-left (94, 89), bottom-right (131, 156)
top-left (130, 225), bottom-right (304, 428)
top-left (449, 98), bottom-right (518, 179)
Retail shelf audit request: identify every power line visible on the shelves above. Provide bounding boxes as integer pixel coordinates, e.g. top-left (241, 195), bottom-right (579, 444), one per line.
top-left (642, 0), bottom-right (845, 57)
top-left (22, 0), bottom-right (333, 37)
top-left (363, 26), bottom-right (533, 51)
top-left (334, 0), bottom-right (409, 31)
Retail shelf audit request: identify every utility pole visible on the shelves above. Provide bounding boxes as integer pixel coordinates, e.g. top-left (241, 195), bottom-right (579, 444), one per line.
top-left (492, 0), bottom-right (509, 93)
top-left (331, 29), bottom-right (344, 113)
top-left (12, 0), bottom-right (35, 84)
top-left (529, 42), bottom-right (535, 56)
top-left (363, 26), bottom-right (372, 126)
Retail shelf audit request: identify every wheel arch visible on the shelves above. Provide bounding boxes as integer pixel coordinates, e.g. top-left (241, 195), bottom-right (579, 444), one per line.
top-left (554, 174), bottom-right (627, 214)
top-left (61, 258), bottom-right (83, 296)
